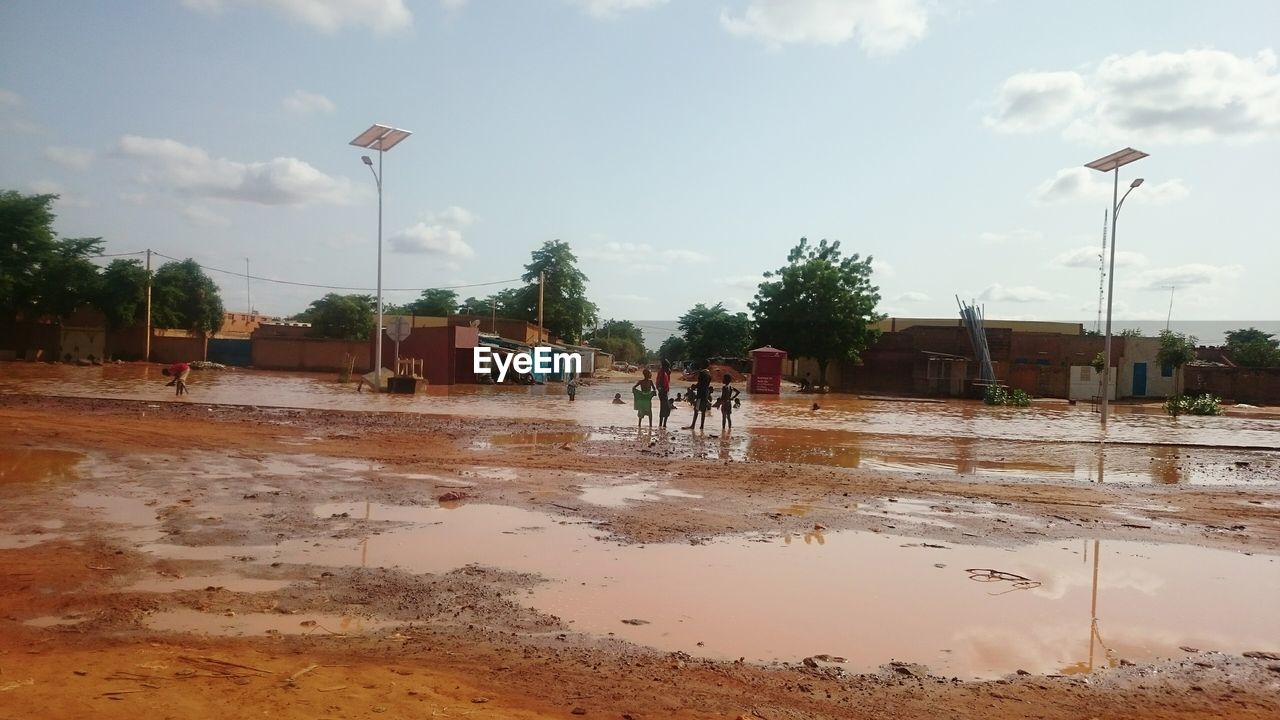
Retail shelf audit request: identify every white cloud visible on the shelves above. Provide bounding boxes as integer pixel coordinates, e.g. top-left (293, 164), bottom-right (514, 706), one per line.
top-left (427, 205), bottom-right (474, 227)
top-left (119, 192), bottom-right (148, 206)
top-left (27, 180), bottom-right (92, 208)
top-left (44, 145), bottom-right (94, 171)
top-left (183, 205), bottom-right (231, 227)
top-left (0, 89), bottom-right (21, 109)
top-left (182, 0), bottom-right (412, 33)
top-left (1130, 263), bottom-right (1243, 291)
top-left (978, 228), bottom-right (1042, 246)
top-left (439, 0), bottom-right (469, 10)
top-left (282, 90), bottom-right (335, 114)
top-left (388, 223), bottom-right (473, 257)
top-left (985, 71), bottom-right (1092, 132)
top-left (609, 293), bottom-right (652, 303)
top-left (896, 291), bottom-right (929, 302)
top-left (1053, 246), bottom-right (1148, 269)
top-left (988, 48), bottom-right (1280, 143)
top-left (1033, 167), bottom-right (1189, 206)
top-left (569, 0), bottom-right (667, 19)
top-left (118, 135), bottom-right (360, 206)
top-left (663, 248), bottom-right (711, 263)
top-left (720, 0), bottom-right (929, 55)
top-left (978, 283), bottom-right (1056, 303)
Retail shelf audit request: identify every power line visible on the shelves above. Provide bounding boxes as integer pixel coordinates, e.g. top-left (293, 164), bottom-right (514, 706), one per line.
top-left (148, 250), bottom-right (521, 293)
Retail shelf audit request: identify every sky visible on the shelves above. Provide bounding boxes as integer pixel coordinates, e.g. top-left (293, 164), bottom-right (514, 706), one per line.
top-left (2, 0), bottom-right (1278, 327)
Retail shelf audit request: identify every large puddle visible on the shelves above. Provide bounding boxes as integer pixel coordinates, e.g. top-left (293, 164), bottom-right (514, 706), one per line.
top-left (3, 364), bottom-right (1277, 450)
top-left (0, 448), bottom-right (83, 484)
top-left (127, 502), bottom-right (1280, 679)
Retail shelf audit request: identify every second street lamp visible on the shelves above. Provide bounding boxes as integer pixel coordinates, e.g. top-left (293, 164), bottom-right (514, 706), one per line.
top-left (1085, 147), bottom-right (1147, 426)
top-left (350, 124), bottom-right (413, 391)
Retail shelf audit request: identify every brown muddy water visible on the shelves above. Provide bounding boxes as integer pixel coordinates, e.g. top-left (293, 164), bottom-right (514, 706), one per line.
top-left (3, 364), bottom-right (1278, 450)
top-left (16, 476), bottom-right (1277, 680)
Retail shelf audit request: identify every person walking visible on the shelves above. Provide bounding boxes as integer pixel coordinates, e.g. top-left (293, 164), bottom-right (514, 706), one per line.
top-left (567, 373), bottom-right (578, 402)
top-left (656, 358), bottom-right (672, 429)
top-left (684, 368), bottom-right (712, 431)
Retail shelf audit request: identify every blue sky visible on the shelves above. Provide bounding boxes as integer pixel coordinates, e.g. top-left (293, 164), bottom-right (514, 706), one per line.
top-left (2, 0), bottom-right (1278, 325)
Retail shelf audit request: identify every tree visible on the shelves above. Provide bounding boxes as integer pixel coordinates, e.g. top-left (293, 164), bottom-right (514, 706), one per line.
top-left (678, 302), bottom-right (752, 365)
top-left (520, 240), bottom-right (598, 344)
top-left (749, 238), bottom-right (883, 388)
top-left (0, 191), bottom-right (102, 318)
top-left (1119, 328), bottom-right (1142, 337)
top-left (1225, 327), bottom-right (1280, 368)
top-left (658, 334), bottom-right (688, 363)
top-left (584, 319), bottom-right (647, 362)
top-left (399, 288), bottom-right (459, 317)
top-left (296, 294), bottom-right (375, 341)
top-left (98, 258), bottom-right (150, 329)
top-left (1156, 329), bottom-right (1197, 396)
top-left (151, 259), bottom-right (225, 334)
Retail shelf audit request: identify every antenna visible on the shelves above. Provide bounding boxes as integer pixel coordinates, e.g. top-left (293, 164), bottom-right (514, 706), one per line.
top-left (1095, 208), bottom-right (1107, 334)
top-left (1166, 285), bottom-right (1175, 331)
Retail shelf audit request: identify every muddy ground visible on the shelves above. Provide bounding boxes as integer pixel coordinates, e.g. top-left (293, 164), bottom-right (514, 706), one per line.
top-left (1, 392), bottom-right (1278, 719)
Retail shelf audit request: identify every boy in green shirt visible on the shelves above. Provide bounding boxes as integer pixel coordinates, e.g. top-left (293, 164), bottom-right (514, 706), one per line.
top-left (632, 368), bottom-right (657, 429)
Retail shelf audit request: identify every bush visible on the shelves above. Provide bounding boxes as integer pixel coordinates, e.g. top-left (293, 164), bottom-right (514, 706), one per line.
top-left (1164, 394), bottom-right (1224, 417)
top-left (984, 385), bottom-right (1032, 407)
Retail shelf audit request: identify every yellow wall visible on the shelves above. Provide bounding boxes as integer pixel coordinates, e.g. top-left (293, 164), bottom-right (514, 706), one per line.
top-left (874, 317), bottom-right (1083, 335)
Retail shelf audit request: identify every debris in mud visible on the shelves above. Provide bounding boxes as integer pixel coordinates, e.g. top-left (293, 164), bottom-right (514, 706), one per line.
top-left (621, 619), bottom-right (650, 626)
top-left (438, 490), bottom-right (470, 503)
top-left (1244, 651), bottom-right (1280, 661)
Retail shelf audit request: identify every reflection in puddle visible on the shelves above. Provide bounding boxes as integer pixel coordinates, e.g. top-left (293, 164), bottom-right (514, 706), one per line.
top-left (144, 608), bottom-right (389, 636)
top-left (131, 502), bottom-right (1280, 678)
top-left (578, 481), bottom-right (703, 508)
top-left (0, 448), bottom-right (83, 484)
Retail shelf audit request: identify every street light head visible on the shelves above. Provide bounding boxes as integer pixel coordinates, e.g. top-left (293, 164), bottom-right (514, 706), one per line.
top-left (361, 155), bottom-right (373, 166)
top-left (1130, 178), bottom-right (1144, 188)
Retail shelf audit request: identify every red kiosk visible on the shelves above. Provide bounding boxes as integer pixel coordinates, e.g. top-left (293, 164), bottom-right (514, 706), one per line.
top-left (749, 345), bottom-right (787, 394)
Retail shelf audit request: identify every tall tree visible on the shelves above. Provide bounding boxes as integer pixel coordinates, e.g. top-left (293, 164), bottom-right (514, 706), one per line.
top-left (151, 259), bottom-right (225, 334)
top-left (520, 240), bottom-right (597, 344)
top-left (585, 319), bottom-right (647, 361)
top-left (399, 288), bottom-right (459, 317)
top-left (750, 238), bottom-right (882, 388)
top-left (1156, 329), bottom-right (1198, 396)
top-left (678, 302), bottom-right (752, 365)
top-left (0, 191), bottom-right (102, 318)
top-left (1225, 327), bottom-right (1280, 368)
top-left (98, 258), bottom-right (151, 329)
top-left (658, 334), bottom-right (688, 363)
top-left (295, 294), bottom-right (375, 341)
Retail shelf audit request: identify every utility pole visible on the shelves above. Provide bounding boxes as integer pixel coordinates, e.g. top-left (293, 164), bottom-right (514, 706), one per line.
top-left (245, 257), bottom-right (252, 314)
top-left (1166, 286), bottom-right (1175, 331)
top-left (537, 270), bottom-right (545, 343)
top-left (144, 248), bottom-right (153, 363)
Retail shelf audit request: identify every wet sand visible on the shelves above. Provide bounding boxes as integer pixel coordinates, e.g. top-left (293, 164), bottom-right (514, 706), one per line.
top-left (1, 377), bottom-right (1279, 718)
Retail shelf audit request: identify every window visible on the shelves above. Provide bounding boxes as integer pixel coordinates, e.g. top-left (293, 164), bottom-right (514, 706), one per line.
top-left (1161, 362), bottom-right (1173, 378)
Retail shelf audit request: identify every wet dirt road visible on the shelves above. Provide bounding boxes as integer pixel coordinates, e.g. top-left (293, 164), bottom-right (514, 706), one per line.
top-left (1, 376), bottom-right (1279, 719)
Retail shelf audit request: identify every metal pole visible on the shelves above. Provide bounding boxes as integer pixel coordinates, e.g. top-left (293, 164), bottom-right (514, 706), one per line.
top-left (1101, 168), bottom-right (1119, 425)
top-left (1088, 538), bottom-right (1100, 670)
top-left (1166, 286), bottom-right (1175, 331)
top-left (144, 248), bottom-right (153, 363)
top-left (537, 270), bottom-right (545, 343)
top-left (375, 145), bottom-right (384, 388)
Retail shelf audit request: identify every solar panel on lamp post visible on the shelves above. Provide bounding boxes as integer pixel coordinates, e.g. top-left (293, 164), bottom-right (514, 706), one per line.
top-left (349, 124), bottom-right (412, 391)
top-left (1085, 147), bottom-right (1147, 427)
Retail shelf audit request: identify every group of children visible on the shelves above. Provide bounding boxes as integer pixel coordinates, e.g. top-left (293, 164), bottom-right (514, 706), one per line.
top-left (617, 360), bottom-right (741, 432)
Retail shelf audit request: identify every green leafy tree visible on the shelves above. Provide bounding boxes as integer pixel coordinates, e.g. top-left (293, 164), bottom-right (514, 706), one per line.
top-left (658, 334), bottom-right (688, 364)
top-left (1225, 327), bottom-right (1280, 368)
top-left (749, 238), bottom-right (883, 388)
top-left (399, 288), bottom-right (459, 317)
top-left (585, 319), bottom-right (647, 362)
top-left (98, 258), bottom-right (151, 329)
top-left (295, 294), bottom-right (375, 341)
top-left (678, 302), bottom-right (752, 365)
top-left (151, 259), bottom-right (225, 334)
top-left (456, 296), bottom-right (485, 315)
top-left (519, 240), bottom-right (598, 344)
top-left (1119, 328), bottom-right (1142, 337)
top-left (0, 191), bottom-right (102, 318)
top-left (1156, 329), bottom-right (1197, 396)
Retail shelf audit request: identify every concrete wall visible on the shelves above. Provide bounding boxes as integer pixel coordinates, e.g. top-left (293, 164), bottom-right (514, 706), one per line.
top-left (875, 317), bottom-right (1084, 335)
top-left (374, 325), bottom-right (478, 385)
top-left (1117, 336), bottom-right (1177, 398)
top-left (1185, 366), bottom-right (1280, 405)
top-left (253, 336), bottom-right (371, 373)
top-left (1068, 365), bottom-right (1116, 401)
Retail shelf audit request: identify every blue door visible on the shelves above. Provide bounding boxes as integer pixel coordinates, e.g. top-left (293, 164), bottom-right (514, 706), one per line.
top-left (1132, 362), bottom-right (1148, 396)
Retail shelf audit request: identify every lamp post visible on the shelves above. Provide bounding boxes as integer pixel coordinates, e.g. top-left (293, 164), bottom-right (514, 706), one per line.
top-left (349, 124), bottom-right (413, 390)
top-left (1085, 147), bottom-right (1147, 426)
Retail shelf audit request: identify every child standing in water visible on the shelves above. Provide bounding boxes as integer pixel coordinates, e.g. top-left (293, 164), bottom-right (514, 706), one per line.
top-left (566, 373), bottom-right (578, 402)
top-left (685, 368), bottom-right (712, 430)
top-left (632, 368), bottom-right (657, 429)
top-left (718, 373), bottom-right (741, 432)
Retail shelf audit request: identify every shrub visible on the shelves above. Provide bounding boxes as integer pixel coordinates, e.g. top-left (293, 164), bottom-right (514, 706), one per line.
top-left (984, 385), bottom-right (1032, 407)
top-left (1164, 394), bottom-right (1224, 417)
